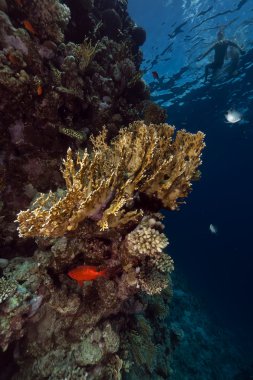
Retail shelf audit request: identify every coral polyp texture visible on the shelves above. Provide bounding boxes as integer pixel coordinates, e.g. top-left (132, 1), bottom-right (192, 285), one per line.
top-left (17, 121), bottom-right (205, 237)
top-left (19, 0), bottom-right (71, 43)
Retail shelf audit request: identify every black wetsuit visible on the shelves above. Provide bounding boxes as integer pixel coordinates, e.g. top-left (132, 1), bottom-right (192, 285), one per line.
top-left (205, 39), bottom-right (242, 80)
top-left (228, 47), bottom-right (240, 75)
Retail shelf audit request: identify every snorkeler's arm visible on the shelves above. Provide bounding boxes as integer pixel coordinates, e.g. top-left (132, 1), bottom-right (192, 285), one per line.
top-left (197, 44), bottom-right (215, 60)
top-left (228, 40), bottom-right (244, 54)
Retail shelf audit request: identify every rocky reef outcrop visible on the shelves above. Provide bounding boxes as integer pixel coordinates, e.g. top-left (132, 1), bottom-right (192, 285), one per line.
top-left (0, 0), bottom-right (149, 254)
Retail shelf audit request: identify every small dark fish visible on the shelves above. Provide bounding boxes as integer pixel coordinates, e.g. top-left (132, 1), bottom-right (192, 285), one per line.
top-left (209, 224), bottom-right (218, 234)
top-left (152, 71), bottom-right (159, 80)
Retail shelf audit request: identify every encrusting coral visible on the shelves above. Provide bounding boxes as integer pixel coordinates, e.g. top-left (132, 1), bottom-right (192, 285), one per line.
top-left (0, 276), bottom-right (17, 304)
top-left (17, 121), bottom-right (205, 237)
top-left (17, 0), bottom-right (71, 43)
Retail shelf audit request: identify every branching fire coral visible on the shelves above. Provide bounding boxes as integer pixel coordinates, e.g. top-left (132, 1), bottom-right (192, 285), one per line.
top-left (17, 121), bottom-right (205, 238)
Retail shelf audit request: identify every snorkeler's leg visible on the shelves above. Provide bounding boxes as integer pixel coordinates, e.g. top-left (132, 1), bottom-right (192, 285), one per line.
top-left (228, 57), bottom-right (239, 76)
top-left (205, 62), bottom-right (222, 82)
top-left (205, 63), bottom-right (212, 82)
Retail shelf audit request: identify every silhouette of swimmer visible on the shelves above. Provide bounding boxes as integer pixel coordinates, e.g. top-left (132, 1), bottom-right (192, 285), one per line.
top-left (198, 30), bottom-right (244, 81)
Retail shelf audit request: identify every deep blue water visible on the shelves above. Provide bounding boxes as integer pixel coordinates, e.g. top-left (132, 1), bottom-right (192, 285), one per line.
top-left (128, 0), bottom-right (253, 355)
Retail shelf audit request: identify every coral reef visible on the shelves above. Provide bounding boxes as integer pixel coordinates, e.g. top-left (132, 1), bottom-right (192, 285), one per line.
top-left (143, 101), bottom-right (167, 124)
top-left (17, 121), bottom-right (204, 237)
top-left (120, 286), bottom-right (173, 380)
top-left (0, 119), bottom-right (203, 377)
top-left (0, 0), bottom-right (148, 252)
top-left (169, 274), bottom-right (247, 380)
top-left (0, 0), bottom-right (206, 379)
top-left (0, 212), bottom-right (175, 378)
top-left (19, 0), bottom-right (71, 43)
top-left (0, 276), bottom-right (17, 304)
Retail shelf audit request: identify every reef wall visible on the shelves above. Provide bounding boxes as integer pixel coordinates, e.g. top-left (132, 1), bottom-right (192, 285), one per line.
top-left (0, 1), bottom-right (205, 379)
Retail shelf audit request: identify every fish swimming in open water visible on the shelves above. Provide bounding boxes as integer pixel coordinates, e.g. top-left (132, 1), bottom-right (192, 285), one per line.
top-left (209, 224), bottom-right (218, 234)
top-left (225, 110), bottom-right (241, 124)
top-left (152, 71), bottom-right (159, 80)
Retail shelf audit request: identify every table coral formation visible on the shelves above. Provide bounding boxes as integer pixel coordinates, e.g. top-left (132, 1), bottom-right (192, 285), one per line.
top-left (0, 0), bottom-right (205, 379)
top-left (17, 121), bottom-right (204, 237)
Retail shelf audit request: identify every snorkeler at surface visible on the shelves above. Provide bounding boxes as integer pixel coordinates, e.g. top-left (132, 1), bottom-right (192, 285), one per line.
top-left (198, 30), bottom-right (244, 82)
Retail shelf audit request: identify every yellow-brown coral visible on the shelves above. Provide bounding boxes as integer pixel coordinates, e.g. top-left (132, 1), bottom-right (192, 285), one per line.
top-left (150, 252), bottom-right (174, 273)
top-left (126, 225), bottom-right (169, 256)
top-left (17, 121), bottom-right (205, 238)
top-left (123, 216), bottom-right (174, 294)
top-left (59, 127), bottom-right (86, 142)
top-left (138, 268), bottom-right (169, 295)
top-left (73, 38), bottom-right (99, 72)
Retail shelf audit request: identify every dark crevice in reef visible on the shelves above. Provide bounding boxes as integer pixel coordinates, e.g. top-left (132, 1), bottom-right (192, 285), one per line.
top-left (0, 343), bottom-right (18, 380)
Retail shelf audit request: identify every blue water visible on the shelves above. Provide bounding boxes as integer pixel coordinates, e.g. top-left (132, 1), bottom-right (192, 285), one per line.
top-left (128, 0), bottom-right (253, 356)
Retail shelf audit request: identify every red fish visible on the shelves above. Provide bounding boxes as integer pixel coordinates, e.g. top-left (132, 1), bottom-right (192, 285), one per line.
top-left (152, 71), bottom-right (159, 80)
top-left (68, 265), bottom-right (107, 286)
top-left (23, 20), bottom-right (37, 35)
top-left (7, 53), bottom-right (19, 65)
top-left (37, 84), bottom-right (43, 96)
